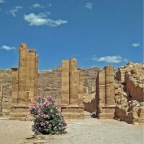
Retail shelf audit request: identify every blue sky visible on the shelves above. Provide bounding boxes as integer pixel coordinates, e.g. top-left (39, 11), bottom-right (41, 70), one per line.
top-left (0, 0), bottom-right (143, 70)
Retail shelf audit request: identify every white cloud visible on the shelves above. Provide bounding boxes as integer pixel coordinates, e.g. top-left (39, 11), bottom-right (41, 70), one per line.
top-left (0, 0), bottom-right (4, 3)
top-left (24, 13), bottom-right (68, 27)
top-left (48, 4), bottom-right (52, 7)
top-left (1, 45), bottom-right (16, 51)
top-left (9, 6), bottom-right (23, 17)
top-left (84, 2), bottom-right (93, 10)
top-left (32, 3), bottom-right (44, 8)
top-left (131, 43), bottom-right (140, 47)
top-left (92, 55), bottom-right (128, 63)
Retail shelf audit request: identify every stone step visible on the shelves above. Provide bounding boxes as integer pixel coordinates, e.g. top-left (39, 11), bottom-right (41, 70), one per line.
top-left (9, 112), bottom-right (29, 117)
top-left (9, 117), bottom-right (26, 121)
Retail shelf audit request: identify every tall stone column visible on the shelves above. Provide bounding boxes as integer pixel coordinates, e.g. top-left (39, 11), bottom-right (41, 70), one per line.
top-left (96, 66), bottom-right (116, 119)
top-left (10, 43), bottom-right (39, 120)
top-left (61, 60), bottom-right (69, 105)
top-left (69, 59), bottom-right (78, 104)
top-left (0, 84), bottom-right (3, 116)
top-left (61, 59), bottom-right (84, 119)
top-left (34, 54), bottom-right (39, 100)
top-left (25, 49), bottom-right (30, 96)
top-left (18, 43), bottom-right (28, 100)
top-left (29, 50), bottom-right (36, 102)
top-left (96, 70), bottom-right (106, 118)
top-left (105, 66), bottom-right (115, 105)
top-left (78, 71), bottom-right (84, 105)
top-left (11, 68), bottom-right (18, 102)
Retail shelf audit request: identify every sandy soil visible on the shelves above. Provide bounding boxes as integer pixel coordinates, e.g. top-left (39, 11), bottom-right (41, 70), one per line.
top-left (0, 115), bottom-right (143, 144)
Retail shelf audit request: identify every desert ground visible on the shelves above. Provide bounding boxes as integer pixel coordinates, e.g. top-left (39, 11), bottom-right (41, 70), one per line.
top-left (0, 112), bottom-right (143, 144)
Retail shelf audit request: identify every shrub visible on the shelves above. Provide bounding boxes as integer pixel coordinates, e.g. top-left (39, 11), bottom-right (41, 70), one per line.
top-left (29, 96), bottom-right (67, 135)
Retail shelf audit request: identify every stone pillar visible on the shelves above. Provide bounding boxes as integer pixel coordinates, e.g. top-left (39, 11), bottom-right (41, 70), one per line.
top-left (25, 49), bottom-right (30, 96)
top-left (18, 43), bottom-right (28, 100)
top-left (10, 43), bottom-right (39, 121)
top-left (104, 66), bottom-right (115, 119)
top-left (96, 66), bottom-right (116, 119)
top-left (61, 59), bottom-right (84, 119)
top-left (28, 50), bottom-right (36, 102)
top-left (11, 68), bottom-right (18, 102)
top-left (105, 66), bottom-right (115, 105)
top-left (34, 54), bottom-right (38, 99)
top-left (61, 60), bottom-right (70, 105)
top-left (78, 71), bottom-right (84, 105)
top-left (69, 59), bottom-right (79, 104)
top-left (96, 70), bottom-right (106, 119)
top-left (0, 84), bottom-right (3, 116)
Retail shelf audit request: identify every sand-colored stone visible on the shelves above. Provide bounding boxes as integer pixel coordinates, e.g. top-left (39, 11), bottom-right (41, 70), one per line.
top-left (10, 43), bottom-right (39, 120)
top-left (96, 66), bottom-right (116, 119)
top-left (61, 59), bottom-right (84, 119)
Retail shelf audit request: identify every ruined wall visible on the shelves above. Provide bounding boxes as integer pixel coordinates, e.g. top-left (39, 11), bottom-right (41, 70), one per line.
top-left (116, 62), bottom-right (144, 102)
top-left (114, 82), bottom-right (144, 124)
top-left (114, 62), bottom-right (144, 124)
top-left (125, 74), bottom-right (144, 102)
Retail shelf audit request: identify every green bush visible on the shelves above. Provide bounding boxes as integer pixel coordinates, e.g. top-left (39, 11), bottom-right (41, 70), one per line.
top-left (29, 96), bottom-right (67, 135)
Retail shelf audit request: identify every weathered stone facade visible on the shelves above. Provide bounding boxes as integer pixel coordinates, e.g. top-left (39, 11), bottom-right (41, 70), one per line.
top-left (96, 66), bottom-right (116, 119)
top-left (61, 59), bottom-right (84, 119)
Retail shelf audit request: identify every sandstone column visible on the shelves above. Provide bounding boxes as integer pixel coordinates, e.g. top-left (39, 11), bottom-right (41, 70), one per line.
top-left (69, 59), bottom-right (78, 104)
top-left (78, 71), bottom-right (84, 105)
top-left (105, 66), bottom-right (115, 105)
top-left (61, 59), bottom-right (84, 119)
top-left (28, 50), bottom-right (36, 102)
top-left (61, 60), bottom-right (69, 105)
top-left (18, 43), bottom-right (28, 100)
top-left (34, 54), bottom-right (38, 99)
top-left (96, 70), bottom-right (106, 118)
top-left (11, 68), bottom-right (18, 102)
top-left (104, 66), bottom-right (115, 119)
top-left (96, 66), bottom-right (116, 119)
top-left (0, 84), bottom-right (3, 116)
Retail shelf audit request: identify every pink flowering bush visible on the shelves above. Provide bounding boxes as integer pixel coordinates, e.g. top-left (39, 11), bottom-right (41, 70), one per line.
top-left (29, 96), bottom-right (67, 135)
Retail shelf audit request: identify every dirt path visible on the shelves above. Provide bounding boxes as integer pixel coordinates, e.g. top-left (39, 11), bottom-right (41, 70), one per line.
top-left (0, 117), bottom-right (143, 144)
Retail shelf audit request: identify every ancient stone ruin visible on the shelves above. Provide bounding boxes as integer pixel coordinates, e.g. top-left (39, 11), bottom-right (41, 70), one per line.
top-left (10, 43), bottom-right (38, 120)
top-left (95, 66), bottom-right (116, 119)
top-left (0, 43), bottom-right (143, 124)
top-left (61, 59), bottom-right (84, 119)
top-left (115, 62), bottom-right (144, 124)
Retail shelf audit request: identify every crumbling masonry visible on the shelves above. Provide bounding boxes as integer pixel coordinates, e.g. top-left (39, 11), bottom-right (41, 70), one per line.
top-left (61, 59), bottom-right (84, 119)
